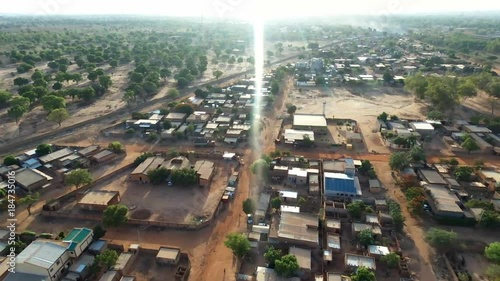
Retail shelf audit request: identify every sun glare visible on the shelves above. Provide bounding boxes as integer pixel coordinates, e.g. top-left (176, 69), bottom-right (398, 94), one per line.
top-left (251, 16), bottom-right (265, 154)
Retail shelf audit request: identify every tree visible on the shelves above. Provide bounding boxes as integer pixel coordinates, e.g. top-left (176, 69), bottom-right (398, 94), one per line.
top-left (389, 152), bottom-right (409, 170)
top-left (19, 193), bottom-right (40, 216)
top-left (275, 254), bottom-right (299, 278)
top-left (98, 75), bottom-right (112, 91)
top-left (95, 249), bottom-right (119, 269)
top-left (133, 152), bottom-right (154, 166)
top-left (302, 135), bottom-right (314, 147)
top-left (425, 228), bottom-right (457, 252)
top-left (41, 95), bottom-right (65, 112)
top-left (224, 233), bottom-right (250, 258)
top-left (347, 201), bottom-right (366, 219)
top-left (35, 144), bottom-right (52, 156)
top-left (52, 82), bottom-right (62, 90)
top-left (383, 70), bottom-right (394, 83)
top-left (358, 229), bottom-right (374, 246)
top-left (461, 134), bottom-right (480, 154)
top-left (271, 197), bottom-right (282, 210)
top-left (108, 141), bottom-right (125, 153)
top-left (457, 80), bottom-right (477, 102)
top-left (213, 70), bottom-right (223, 80)
top-left (65, 169), bottom-right (92, 189)
top-left (454, 166), bottom-right (474, 182)
top-left (8, 105), bottom-right (27, 123)
top-left (427, 110), bottom-right (444, 120)
top-left (486, 264), bottom-right (500, 281)
top-left (377, 112), bottom-right (389, 122)
top-left (79, 87), bottom-right (96, 103)
top-left (485, 242), bottom-right (500, 263)
top-left (286, 104), bottom-right (297, 116)
top-left (351, 266), bottom-right (376, 281)
top-left (359, 160), bottom-right (373, 173)
top-left (264, 246), bottom-right (282, 268)
top-left (271, 80), bottom-right (280, 95)
top-left (176, 77), bottom-right (189, 88)
top-left (102, 204), bottom-right (128, 227)
top-left (93, 225), bottom-right (107, 240)
top-left (13, 77), bottom-right (30, 87)
top-left (147, 167), bottom-right (169, 185)
top-left (409, 146), bottom-right (426, 162)
top-left (174, 103), bottom-right (194, 115)
top-left (0, 91), bottom-right (12, 106)
top-left (87, 71), bottom-right (98, 81)
top-left (250, 159), bottom-right (270, 177)
top-left (3, 155), bottom-right (18, 166)
top-left (170, 168), bottom-right (198, 185)
top-left (47, 108), bottom-right (69, 127)
top-left (160, 68), bottom-right (171, 81)
top-left (480, 210), bottom-right (500, 228)
top-left (194, 88), bottom-right (209, 99)
top-left (315, 76), bottom-right (326, 85)
top-left (242, 198), bottom-right (255, 214)
top-left (167, 88), bottom-right (179, 98)
top-left (122, 90), bottom-right (136, 106)
top-left (381, 252), bottom-right (401, 268)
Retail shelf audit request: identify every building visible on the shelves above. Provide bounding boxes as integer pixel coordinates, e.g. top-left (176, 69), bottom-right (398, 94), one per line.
top-left (463, 125), bottom-right (492, 134)
top-left (156, 247), bottom-right (180, 265)
top-left (113, 251), bottom-right (137, 275)
top-left (255, 267), bottom-right (300, 281)
top-left (368, 245), bottom-right (390, 258)
top-left (418, 169), bottom-right (448, 186)
top-left (62, 228), bottom-right (93, 258)
top-left (98, 270), bottom-right (120, 281)
top-left (283, 129), bottom-right (315, 145)
top-left (410, 122), bottom-right (435, 137)
top-left (325, 219), bottom-right (341, 234)
top-left (309, 173), bottom-right (320, 196)
top-left (77, 190), bottom-right (121, 211)
top-left (478, 170), bottom-right (500, 190)
top-left (324, 172), bottom-right (361, 198)
top-left (255, 193), bottom-right (271, 222)
top-left (88, 240), bottom-right (108, 255)
top-left (344, 254), bottom-right (376, 270)
top-left (368, 179), bottom-right (382, 193)
top-left (66, 254), bottom-right (94, 280)
top-left (78, 145), bottom-right (100, 157)
top-left (326, 234), bottom-right (341, 252)
top-left (185, 112), bottom-right (210, 126)
top-left (468, 133), bottom-right (494, 153)
top-left (289, 247), bottom-right (311, 272)
top-left (15, 168), bottom-right (53, 192)
top-left (194, 160), bottom-right (215, 187)
top-left (163, 156), bottom-right (191, 172)
top-left (277, 212), bottom-right (318, 247)
top-left (90, 150), bottom-right (116, 164)
top-left (165, 112), bottom-right (188, 124)
top-left (5, 240), bottom-right (71, 281)
top-left (424, 184), bottom-right (464, 218)
top-left (326, 273), bottom-right (352, 281)
top-left (129, 156), bottom-right (165, 183)
top-left (292, 114), bottom-right (327, 133)
top-left (39, 148), bottom-right (75, 164)
top-left (287, 168), bottom-right (308, 186)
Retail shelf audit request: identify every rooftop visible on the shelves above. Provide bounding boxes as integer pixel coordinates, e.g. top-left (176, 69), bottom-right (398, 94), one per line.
top-left (113, 252), bottom-right (134, 271)
top-left (284, 129), bottom-right (315, 143)
top-left (368, 179), bottom-right (381, 188)
top-left (16, 168), bottom-right (52, 188)
top-left (278, 212), bottom-right (318, 245)
top-left (324, 172), bottom-right (361, 195)
top-left (92, 150), bottom-right (115, 160)
top-left (345, 254), bottom-right (376, 270)
top-left (293, 114), bottom-right (327, 128)
top-left (79, 190), bottom-right (119, 206)
top-left (289, 247), bottom-right (311, 270)
top-left (38, 148), bottom-right (74, 163)
top-left (279, 190), bottom-right (298, 199)
top-left (17, 240), bottom-right (67, 269)
top-left (156, 247), bottom-right (180, 261)
top-left (368, 245), bottom-right (390, 256)
top-left (419, 169), bottom-right (447, 185)
top-left (327, 234), bottom-right (341, 249)
top-left (163, 156), bottom-right (191, 171)
top-left (323, 160), bottom-right (345, 173)
top-left (194, 160), bottom-right (214, 180)
top-left (63, 228), bottom-right (92, 250)
top-left (480, 170), bottom-right (500, 183)
top-left (131, 156), bottom-right (165, 175)
top-left (256, 267), bottom-right (300, 281)
top-left (425, 184), bottom-right (463, 214)
top-left (4, 272), bottom-right (48, 281)
top-left (165, 112), bottom-right (187, 120)
top-left (326, 218), bottom-right (341, 229)
top-left (411, 122), bottom-right (435, 131)
top-left (288, 168), bottom-right (308, 178)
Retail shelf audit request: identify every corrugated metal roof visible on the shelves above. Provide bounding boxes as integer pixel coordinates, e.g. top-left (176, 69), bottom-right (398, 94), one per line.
top-left (324, 173), bottom-right (358, 194)
top-left (17, 240), bottom-right (67, 269)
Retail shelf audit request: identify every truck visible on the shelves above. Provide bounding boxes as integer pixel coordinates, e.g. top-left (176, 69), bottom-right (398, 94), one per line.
top-left (194, 138), bottom-right (216, 147)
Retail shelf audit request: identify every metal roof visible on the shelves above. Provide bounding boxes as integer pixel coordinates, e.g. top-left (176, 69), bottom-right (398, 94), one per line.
top-left (278, 212), bottom-right (318, 245)
top-left (16, 240), bottom-right (67, 269)
top-left (368, 245), bottom-right (390, 256)
top-left (63, 228), bottom-right (92, 250)
top-left (156, 247), bottom-right (180, 261)
top-left (419, 170), bottom-right (447, 185)
top-left (289, 247), bottom-right (311, 270)
top-left (293, 114), bottom-right (327, 127)
top-left (345, 254), bottom-right (376, 270)
top-left (324, 173), bottom-right (361, 195)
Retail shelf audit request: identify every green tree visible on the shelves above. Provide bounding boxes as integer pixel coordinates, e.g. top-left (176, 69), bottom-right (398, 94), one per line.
top-left (19, 192), bottom-right (40, 216)
top-left (454, 166), bottom-right (474, 182)
top-left (8, 105), bottom-right (27, 123)
top-left (147, 167), bottom-right (169, 185)
top-left (170, 168), bottom-right (198, 185)
top-left (122, 90), bottom-right (136, 106)
top-left (351, 266), bottom-right (376, 281)
top-left (108, 141), bottom-right (125, 153)
top-left (486, 264), bottom-right (500, 281)
top-left (98, 75), bottom-right (112, 91)
top-left (176, 77), bottom-right (189, 88)
top-left (35, 144), bottom-right (52, 156)
top-left (250, 159), bottom-right (270, 177)
top-left (264, 246), bottom-right (282, 268)
top-left (425, 228), bottom-right (457, 252)
top-left (95, 249), bottom-right (119, 269)
top-left (271, 197), bottom-right (282, 210)
top-left (133, 152), bottom-right (154, 166)
top-left (286, 104), bottom-right (297, 116)
top-left (47, 108), bottom-right (69, 127)
top-left (275, 254), bottom-right (299, 278)
top-left (485, 242), bottom-right (500, 263)
top-left (457, 80), bottom-right (477, 102)
top-left (383, 70), bottom-right (394, 83)
top-left (213, 70), bottom-right (223, 80)
top-left (160, 68), bottom-right (171, 81)
top-left (480, 210), bottom-right (500, 228)
top-left (298, 197), bottom-right (307, 206)
top-left (242, 198), bottom-right (255, 214)
top-left (102, 204), bottom-right (128, 227)
top-left (271, 80), bottom-right (280, 94)
top-left (174, 103), bottom-right (194, 115)
top-left (347, 201), bottom-right (366, 219)
top-left (377, 112), bottom-right (389, 122)
top-left (3, 155), bottom-right (18, 166)
top-left (381, 252), bottom-right (401, 268)
top-left (409, 146), bottom-right (426, 162)
top-left (13, 77), bottom-right (30, 87)
top-left (427, 110), bottom-right (444, 120)
top-left (10, 96), bottom-right (30, 109)
top-left (461, 134), bottom-right (480, 154)
top-left (92, 225), bottom-right (107, 241)
top-left (167, 88), bottom-right (179, 98)
top-left (65, 169), bottom-right (92, 189)
top-left (389, 152), bottom-right (409, 170)
top-left (358, 229), bottom-right (374, 246)
top-left (359, 160), bottom-right (373, 173)
top-left (0, 91), bottom-right (12, 106)
top-left (41, 95), bottom-right (65, 112)
top-left (224, 233), bottom-right (250, 258)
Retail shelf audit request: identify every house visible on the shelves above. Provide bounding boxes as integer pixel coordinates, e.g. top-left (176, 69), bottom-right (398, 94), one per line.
top-left (185, 112), bottom-right (210, 126)
top-left (277, 212), bottom-right (318, 247)
top-left (161, 128), bottom-right (176, 140)
top-left (309, 173), bottom-right (320, 196)
top-left (324, 172), bottom-right (361, 198)
top-left (88, 240), bottom-right (108, 255)
top-left (287, 168), bottom-right (308, 186)
top-left (326, 273), bottom-right (352, 281)
top-left (22, 158), bottom-right (42, 169)
top-left (289, 247), bottom-right (311, 272)
top-left (78, 145), bottom-right (100, 157)
top-left (365, 214), bottom-right (379, 225)
top-left (478, 170), bottom-right (500, 190)
top-left (418, 169), bottom-right (448, 186)
top-left (326, 234), bottom-right (341, 252)
top-left (368, 180), bottom-right (382, 193)
top-left (39, 148), bottom-right (74, 164)
top-left (410, 122), bottom-right (435, 137)
top-left (344, 254), bottom-right (376, 270)
top-left (255, 267), bottom-right (300, 281)
top-left (15, 168), bottom-right (53, 192)
top-left (283, 129), bottom-right (315, 145)
top-left (323, 160), bottom-right (345, 173)
top-left (468, 133), bottom-right (494, 153)
top-left (90, 150), bottom-right (116, 164)
top-left (368, 245), bottom-right (390, 259)
top-left (66, 254), bottom-right (94, 279)
top-left (194, 160), bottom-right (215, 187)
top-left (463, 125), bottom-right (492, 134)
top-left (129, 156), bottom-right (166, 182)
top-left (344, 158), bottom-right (355, 176)
top-left (156, 247), bottom-right (180, 265)
top-left (352, 223), bottom-right (382, 236)
top-left (164, 156), bottom-right (191, 172)
top-left (98, 270), bottom-right (120, 281)
top-left (131, 119), bottom-right (162, 131)
top-left (165, 113), bottom-right (188, 123)
top-left (255, 193), bottom-right (271, 222)
top-left (62, 228), bottom-right (93, 258)
top-left (424, 184), bottom-right (464, 218)
top-left (325, 219), bottom-right (341, 234)
top-left (113, 251), bottom-right (137, 275)
top-left (292, 114), bottom-right (327, 134)
top-left (279, 191), bottom-right (298, 204)
top-left (77, 190), bottom-right (121, 211)
top-left (5, 240), bottom-right (71, 281)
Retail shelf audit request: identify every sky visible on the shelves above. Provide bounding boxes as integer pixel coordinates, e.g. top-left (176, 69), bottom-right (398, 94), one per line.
top-left (1, 0), bottom-right (499, 20)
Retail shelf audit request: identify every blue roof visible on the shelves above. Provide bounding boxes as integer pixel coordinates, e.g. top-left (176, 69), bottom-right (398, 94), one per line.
top-left (324, 173), bottom-right (356, 194)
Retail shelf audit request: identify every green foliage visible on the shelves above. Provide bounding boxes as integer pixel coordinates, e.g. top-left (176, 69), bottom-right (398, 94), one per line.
top-left (242, 198), bottom-right (255, 214)
top-left (264, 246), bottom-right (283, 268)
top-left (359, 160), bottom-right (373, 173)
top-left (0, 91), bottom-right (12, 106)
top-left (41, 95), bottom-right (66, 112)
top-left (388, 199), bottom-right (405, 232)
top-left (147, 167), bottom-right (169, 185)
top-left (461, 134), bottom-right (480, 153)
top-left (8, 105), bottom-right (27, 123)
top-left (270, 197), bottom-right (282, 210)
top-left (381, 252), bottom-right (401, 268)
top-left (133, 152), bottom-right (154, 166)
top-left (485, 242), bottom-right (500, 263)
top-left (351, 266), bottom-right (376, 281)
top-left (108, 141), bottom-right (125, 153)
top-left (102, 204), bottom-right (128, 227)
top-left (479, 210), bottom-right (500, 228)
top-left (464, 199), bottom-right (494, 211)
top-left (425, 228), bottom-right (458, 252)
top-left (65, 169), bottom-right (92, 189)
top-left (213, 70), bottom-right (223, 80)
top-left (486, 264), bottom-right (500, 281)
top-left (275, 254), bottom-right (299, 278)
top-left (3, 155), bottom-right (18, 166)
top-left (298, 197), bottom-right (307, 206)
top-left (147, 132), bottom-right (159, 142)
top-left (286, 104), bottom-right (297, 116)
top-left (174, 103), bottom-right (194, 115)
top-left (404, 187), bottom-right (425, 201)
top-left (47, 108), bottom-right (69, 126)
top-left (347, 201), bottom-right (366, 219)
top-left (358, 229), bottom-right (374, 247)
top-left (170, 168), bottom-right (198, 186)
top-left (389, 152), bottom-right (410, 170)
top-left (271, 80), bottom-right (280, 94)
top-left (19, 193), bottom-right (40, 215)
top-left (95, 249), bottom-right (119, 269)
top-left (250, 159), bottom-right (270, 177)
top-left (92, 225), bottom-right (107, 241)
top-left (58, 231), bottom-right (65, 239)
top-left (409, 146), bottom-right (426, 162)
top-left (167, 88), bottom-right (180, 98)
top-left (224, 233), bottom-right (250, 258)
top-left (454, 166), bottom-right (474, 182)
top-left (427, 110), bottom-right (444, 120)
top-left (377, 112), bottom-right (388, 121)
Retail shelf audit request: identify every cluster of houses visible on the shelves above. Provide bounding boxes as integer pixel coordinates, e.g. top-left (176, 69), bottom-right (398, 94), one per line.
top-left (0, 227), bottom-right (190, 281)
top-left (0, 145), bottom-right (118, 196)
top-left (239, 157), bottom-right (411, 281)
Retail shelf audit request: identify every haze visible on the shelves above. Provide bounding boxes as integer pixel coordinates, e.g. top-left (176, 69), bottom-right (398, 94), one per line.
top-left (2, 0), bottom-right (500, 19)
